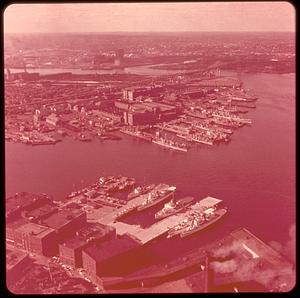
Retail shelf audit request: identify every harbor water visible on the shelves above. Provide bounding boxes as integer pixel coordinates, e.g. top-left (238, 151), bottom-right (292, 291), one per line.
top-left (5, 71), bottom-right (295, 266)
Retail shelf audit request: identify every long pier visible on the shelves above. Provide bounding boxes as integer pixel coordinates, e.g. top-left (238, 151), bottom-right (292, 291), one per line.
top-left (96, 196), bottom-right (222, 245)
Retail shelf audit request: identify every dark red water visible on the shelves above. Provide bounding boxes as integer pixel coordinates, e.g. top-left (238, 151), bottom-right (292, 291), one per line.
top-left (5, 72), bottom-right (295, 260)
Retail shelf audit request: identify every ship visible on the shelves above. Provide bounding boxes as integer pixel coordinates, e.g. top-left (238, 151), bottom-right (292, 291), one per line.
top-left (120, 128), bottom-right (153, 142)
top-left (211, 125), bottom-right (233, 135)
top-left (212, 118), bottom-right (244, 128)
top-left (114, 204), bottom-right (138, 222)
top-left (137, 186), bottom-right (177, 211)
top-left (155, 196), bottom-right (195, 220)
top-left (152, 137), bottom-right (188, 152)
top-left (127, 184), bottom-right (156, 200)
top-left (114, 184), bottom-right (172, 221)
top-left (212, 112), bottom-right (252, 125)
top-left (167, 207), bottom-right (227, 239)
top-left (191, 134), bottom-right (214, 146)
top-left (176, 133), bottom-right (193, 142)
top-left (180, 208), bottom-right (227, 238)
top-left (186, 111), bottom-right (210, 119)
top-left (30, 139), bottom-right (58, 145)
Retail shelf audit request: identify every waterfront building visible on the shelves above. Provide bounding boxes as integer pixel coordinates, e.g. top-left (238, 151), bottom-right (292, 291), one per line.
top-left (13, 223), bottom-right (57, 256)
top-left (6, 192), bottom-right (52, 223)
top-left (22, 204), bottom-right (58, 223)
top-left (59, 223), bottom-right (116, 268)
top-left (40, 210), bottom-right (87, 244)
top-left (125, 109), bottom-right (156, 126)
top-left (82, 234), bottom-right (141, 282)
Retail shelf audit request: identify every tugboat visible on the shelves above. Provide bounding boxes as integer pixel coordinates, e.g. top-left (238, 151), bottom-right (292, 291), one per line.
top-left (155, 196), bottom-right (195, 220)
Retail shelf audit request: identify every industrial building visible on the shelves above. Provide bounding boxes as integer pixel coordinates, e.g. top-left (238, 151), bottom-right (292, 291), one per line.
top-left (116, 100), bottom-right (178, 125)
top-left (6, 192), bottom-right (52, 223)
top-left (82, 234), bottom-right (141, 283)
top-left (206, 228), bottom-right (294, 292)
top-left (41, 209), bottom-right (87, 244)
top-left (22, 203), bottom-right (58, 223)
top-left (59, 223), bottom-right (116, 268)
top-left (6, 248), bottom-right (31, 287)
top-left (13, 222), bottom-right (57, 256)
top-left (122, 86), bottom-right (166, 102)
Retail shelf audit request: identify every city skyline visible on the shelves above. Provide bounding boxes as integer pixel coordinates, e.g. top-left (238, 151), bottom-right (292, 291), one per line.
top-left (4, 2), bottom-right (295, 33)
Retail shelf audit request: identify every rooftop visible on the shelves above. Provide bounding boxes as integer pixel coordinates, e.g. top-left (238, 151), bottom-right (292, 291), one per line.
top-left (15, 222), bottom-right (56, 238)
top-left (230, 228), bottom-right (292, 268)
top-left (83, 234), bottom-right (140, 263)
top-left (41, 209), bottom-right (86, 230)
top-left (6, 248), bottom-right (29, 271)
top-left (6, 217), bottom-right (29, 230)
top-left (25, 204), bottom-right (58, 219)
top-left (61, 223), bottom-right (115, 249)
top-left (6, 192), bottom-right (50, 215)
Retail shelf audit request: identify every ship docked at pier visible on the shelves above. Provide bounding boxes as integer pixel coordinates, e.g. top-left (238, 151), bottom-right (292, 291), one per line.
top-left (120, 127), bottom-right (153, 142)
top-left (137, 185), bottom-right (176, 211)
top-left (127, 184), bottom-right (156, 200)
top-left (155, 196), bottom-right (195, 220)
top-left (167, 196), bottom-right (227, 238)
top-left (152, 137), bottom-right (188, 152)
top-left (114, 184), bottom-right (175, 221)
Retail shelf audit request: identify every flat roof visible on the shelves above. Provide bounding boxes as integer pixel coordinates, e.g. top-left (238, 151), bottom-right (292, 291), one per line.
top-left (41, 209), bottom-right (86, 230)
top-left (61, 223), bottom-right (115, 249)
top-left (15, 222), bottom-right (56, 238)
top-left (142, 101), bottom-right (176, 111)
top-left (83, 235), bottom-right (140, 263)
top-left (6, 192), bottom-right (50, 214)
top-left (6, 217), bottom-right (29, 230)
top-left (6, 248), bottom-right (29, 270)
top-left (230, 228), bottom-right (292, 268)
top-left (26, 204), bottom-right (58, 218)
top-left (60, 236), bottom-right (86, 249)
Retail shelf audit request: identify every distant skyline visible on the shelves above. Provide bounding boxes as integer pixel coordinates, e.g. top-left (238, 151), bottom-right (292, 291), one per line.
top-left (4, 2), bottom-right (295, 33)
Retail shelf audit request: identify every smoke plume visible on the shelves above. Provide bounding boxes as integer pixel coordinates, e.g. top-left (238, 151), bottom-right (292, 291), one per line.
top-left (210, 240), bottom-right (243, 258)
top-left (210, 260), bottom-right (238, 274)
top-left (209, 227), bottom-right (296, 292)
top-left (268, 223), bottom-right (296, 264)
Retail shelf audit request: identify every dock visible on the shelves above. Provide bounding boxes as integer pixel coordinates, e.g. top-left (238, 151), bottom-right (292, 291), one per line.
top-left (101, 227), bottom-right (294, 291)
top-left (95, 196), bottom-right (222, 245)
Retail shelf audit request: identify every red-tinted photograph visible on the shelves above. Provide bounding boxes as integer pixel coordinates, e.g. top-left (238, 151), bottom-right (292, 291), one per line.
top-left (4, 2), bottom-right (295, 294)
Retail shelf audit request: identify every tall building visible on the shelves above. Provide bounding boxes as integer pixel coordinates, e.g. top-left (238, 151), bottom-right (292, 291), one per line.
top-left (13, 223), bottom-right (57, 256)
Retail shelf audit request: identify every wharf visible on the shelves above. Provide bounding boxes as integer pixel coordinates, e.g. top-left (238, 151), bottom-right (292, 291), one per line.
top-left (96, 196), bottom-right (222, 245)
top-left (101, 227), bottom-right (293, 291)
top-left (98, 211), bottom-right (190, 245)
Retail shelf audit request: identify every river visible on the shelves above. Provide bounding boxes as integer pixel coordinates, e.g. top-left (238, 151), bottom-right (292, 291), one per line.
top-left (5, 71), bottom-right (295, 263)
top-left (9, 64), bottom-right (182, 76)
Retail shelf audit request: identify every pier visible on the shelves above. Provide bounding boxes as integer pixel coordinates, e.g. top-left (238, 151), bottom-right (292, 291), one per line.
top-left (95, 196), bottom-right (222, 245)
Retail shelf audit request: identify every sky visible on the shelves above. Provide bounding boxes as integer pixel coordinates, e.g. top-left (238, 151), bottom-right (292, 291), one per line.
top-left (4, 2), bottom-right (295, 33)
